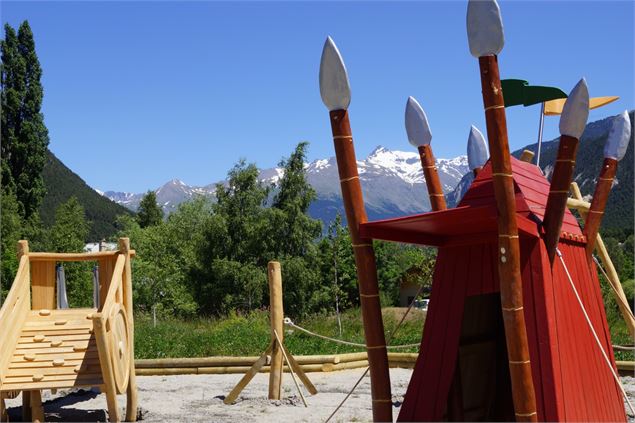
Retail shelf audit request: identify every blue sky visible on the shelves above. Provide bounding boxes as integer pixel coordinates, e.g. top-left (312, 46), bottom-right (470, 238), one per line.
top-left (2, 1), bottom-right (633, 192)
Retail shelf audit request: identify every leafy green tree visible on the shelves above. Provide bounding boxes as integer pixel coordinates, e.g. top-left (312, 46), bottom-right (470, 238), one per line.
top-left (1, 21), bottom-right (49, 218)
top-left (116, 198), bottom-right (208, 317)
top-left (136, 191), bottom-right (163, 228)
top-left (49, 197), bottom-right (92, 307)
top-left (269, 142), bottom-right (322, 257)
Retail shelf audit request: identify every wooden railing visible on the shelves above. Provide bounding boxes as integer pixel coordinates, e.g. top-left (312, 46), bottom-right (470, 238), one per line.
top-left (0, 254), bottom-right (31, 387)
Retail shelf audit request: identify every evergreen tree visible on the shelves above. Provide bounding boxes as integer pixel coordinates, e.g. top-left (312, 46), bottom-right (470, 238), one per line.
top-left (49, 197), bottom-right (92, 307)
top-left (0, 191), bottom-right (22, 303)
top-left (136, 191), bottom-right (163, 228)
top-left (1, 21), bottom-right (49, 218)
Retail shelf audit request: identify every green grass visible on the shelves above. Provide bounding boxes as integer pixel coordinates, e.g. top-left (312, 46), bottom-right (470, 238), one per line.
top-left (134, 307), bottom-right (425, 359)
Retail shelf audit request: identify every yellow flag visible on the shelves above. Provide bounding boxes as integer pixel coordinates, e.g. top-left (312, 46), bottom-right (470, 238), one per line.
top-left (544, 96), bottom-right (619, 116)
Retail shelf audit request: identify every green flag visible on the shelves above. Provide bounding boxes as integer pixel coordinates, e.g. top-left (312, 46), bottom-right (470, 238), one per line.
top-left (502, 79), bottom-right (567, 107)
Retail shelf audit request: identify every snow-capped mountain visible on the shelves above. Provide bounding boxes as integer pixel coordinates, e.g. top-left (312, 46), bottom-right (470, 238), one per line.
top-left (101, 146), bottom-right (469, 222)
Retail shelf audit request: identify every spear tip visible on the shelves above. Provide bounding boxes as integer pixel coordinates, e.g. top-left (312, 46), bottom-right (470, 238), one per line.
top-left (319, 36), bottom-right (351, 111)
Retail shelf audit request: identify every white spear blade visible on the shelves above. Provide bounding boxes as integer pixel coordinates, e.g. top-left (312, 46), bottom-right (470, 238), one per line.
top-left (467, 125), bottom-right (489, 170)
top-left (405, 96), bottom-right (432, 147)
top-left (559, 78), bottom-right (589, 139)
top-left (604, 110), bottom-right (631, 161)
top-left (467, 0), bottom-right (504, 57)
top-left (319, 36), bottom-right (351, 111)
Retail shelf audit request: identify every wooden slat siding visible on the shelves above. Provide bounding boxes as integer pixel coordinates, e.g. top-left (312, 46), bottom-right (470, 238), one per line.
top-left (567, 241), bottom-right (606, 419)
top-left (554, 246), bottom-right (590, 421)
top-left (519, 239), bottom-right (545, 421)
top-left (398, 248), bottom-right (451, 421)
top-left (433, 246), bottom-right (471, 418)
top-left (533, 240), bottom-right (563, 421)
top-left (572, 243), bottom-right (624, 421)
top-left (30, 261), bottom-right (55, 310)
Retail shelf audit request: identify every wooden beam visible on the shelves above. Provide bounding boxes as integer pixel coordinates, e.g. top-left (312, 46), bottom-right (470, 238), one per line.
top-left (224, 342), bottom-right (273, 404)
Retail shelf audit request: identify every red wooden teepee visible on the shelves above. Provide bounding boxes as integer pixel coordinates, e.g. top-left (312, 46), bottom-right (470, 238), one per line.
top-left (360, 156), bottom-right (626, 422)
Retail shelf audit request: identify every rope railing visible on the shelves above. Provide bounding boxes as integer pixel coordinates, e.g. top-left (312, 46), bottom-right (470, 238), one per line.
top-left (283, 318), bottom-right (421, 350)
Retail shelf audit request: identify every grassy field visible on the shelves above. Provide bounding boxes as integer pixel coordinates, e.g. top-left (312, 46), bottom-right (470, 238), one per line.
top-left (134, 306), bottom-right (634, 361)
top-left (134, 307), bottom-right (425, 359)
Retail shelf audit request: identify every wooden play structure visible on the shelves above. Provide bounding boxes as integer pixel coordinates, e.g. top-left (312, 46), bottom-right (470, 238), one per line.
top-left (0, 238), bottom-right (138, 422)
top-left (318, 0), bottom-right (632, 421)
top-left (224, 261), bottom-right (317, 406)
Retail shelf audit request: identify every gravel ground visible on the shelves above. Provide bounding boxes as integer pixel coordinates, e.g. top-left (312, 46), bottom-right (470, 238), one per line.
top-left (5, 370), bottom-right (634, 422)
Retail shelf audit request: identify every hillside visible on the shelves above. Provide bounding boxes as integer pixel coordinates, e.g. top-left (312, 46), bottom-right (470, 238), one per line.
top-left (40, 150), bottom-right (133, 240)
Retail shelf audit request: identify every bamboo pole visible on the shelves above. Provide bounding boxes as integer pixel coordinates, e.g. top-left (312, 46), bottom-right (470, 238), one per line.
top-left (584, 158), bottom-right (618, 257)
top-left (519, 150), bottom-right (535, 163)
top-left (543, 135), bottom-right (580, 263)
top-left (268, 262), bottom-right (284, 400)
top-left (329, 109), bottom-right (392, 422)
top-left (417, 145), bottom-right (447, 211)
top-left (570, 183), bottom-right (635, 337)
top-left (478, 54), bottom-right (537, 422)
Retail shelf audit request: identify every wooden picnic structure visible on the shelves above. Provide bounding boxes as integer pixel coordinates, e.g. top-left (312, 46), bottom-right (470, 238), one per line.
top-left (0, 238), bottom-right (138, 422)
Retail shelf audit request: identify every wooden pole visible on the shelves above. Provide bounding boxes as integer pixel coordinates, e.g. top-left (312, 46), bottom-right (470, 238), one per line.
top-left (570, 183), bottom-right (635, 337)
top-left (119, 238), bottom-right (138, 422)
top-left (329, 109), bottom-right (392, 422)
top-left (543, 135), bottom-right (579, 263)
top-left (268, 261), bottom-right (284, 400)
top-left (584, 158), bottom-right (617, 258)
top-left (417, 145), bottom-right (447, 211)
top-left (224, 343), bottom-right (273, 404)
top-left (519, 150), bottom-right (535, 163)
top-left (477, 54), bottom-right (538, 422)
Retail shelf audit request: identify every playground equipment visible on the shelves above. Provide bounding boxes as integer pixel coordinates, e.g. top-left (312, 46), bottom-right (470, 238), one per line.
top-left (318, 0), bottom-right (632, 421)
top-left (0, 238), bottom-right (137, 422)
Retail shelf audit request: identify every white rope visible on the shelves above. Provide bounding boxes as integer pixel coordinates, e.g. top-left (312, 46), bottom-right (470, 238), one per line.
top-left (556, 248), bottom-right (634, 416)
top-left (284, 318), bottom-right (420, 350)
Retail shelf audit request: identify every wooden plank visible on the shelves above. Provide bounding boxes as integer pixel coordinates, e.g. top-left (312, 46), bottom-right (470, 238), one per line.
top-left (224, 342), bottom-right (273, 404)
top-left (18, 333), bottom-right (94, 344)
top-left (13, 345), bottom-right (96, 355)
top-left (1, 378), bottom-right (104, 391)
top-left (17, 328), bottom-right (91, 337)
top-left (30, 261), bottom-right (55, 310)
top-left (24, 318), bottom-right (95, 328)
top-left (92, 315), bottom-right (119, 422)
top-left (28, 251), bottom-right (120, 262)
top-left (7, 364), bottom-right (102, 377)
top-left (11, 352), bottom-right (99, 363)
top-left (10, 358), bottom-right (100, 369)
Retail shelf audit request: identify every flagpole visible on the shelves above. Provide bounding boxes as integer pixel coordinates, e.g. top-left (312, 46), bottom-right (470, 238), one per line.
top-left (536, 102), bottom-right (545, 167)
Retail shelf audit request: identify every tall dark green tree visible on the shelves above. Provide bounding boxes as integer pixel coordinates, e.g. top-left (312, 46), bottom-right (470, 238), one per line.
top-left (136, 191), bottom-right (163, 228)
top-left (1, 21), bottom-right (49, 218)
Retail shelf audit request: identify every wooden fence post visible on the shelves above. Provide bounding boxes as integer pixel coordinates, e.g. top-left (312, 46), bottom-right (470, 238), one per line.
top-left (268, 261), bottom-right (284, 400)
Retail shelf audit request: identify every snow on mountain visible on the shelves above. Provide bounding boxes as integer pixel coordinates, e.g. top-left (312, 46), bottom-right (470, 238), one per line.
top-left (101, 146), bottom-right (469, 222)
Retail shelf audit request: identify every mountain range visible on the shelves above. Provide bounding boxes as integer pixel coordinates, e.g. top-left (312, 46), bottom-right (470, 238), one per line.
top-left (100, 147), bottom-right (470, 223)
top-left (42, 112), bottom-right (632, 240)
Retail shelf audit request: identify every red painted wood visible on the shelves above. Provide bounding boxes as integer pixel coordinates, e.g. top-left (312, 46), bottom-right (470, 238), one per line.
top-left (388, 154), bottom-right (625, 422)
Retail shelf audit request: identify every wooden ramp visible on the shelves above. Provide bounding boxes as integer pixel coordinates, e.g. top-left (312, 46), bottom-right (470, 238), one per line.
top-left (0, 239), bottom-right (138, 423)
top-left (3, 308), bottom-right (102, 392)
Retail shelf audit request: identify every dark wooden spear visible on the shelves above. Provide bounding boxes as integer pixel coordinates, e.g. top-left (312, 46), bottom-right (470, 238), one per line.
top-left (467, 1), bottom-right (538, 420)
top-left (405, 96), bottom-right (447, 211)
top-left (319, 36), bottom-right (392, 423)
top-left (584, 110), bottom-right (632, 258)
top-left (467, 125), bottom-right (488, 177)
top-left (543, 79), bottom-right (589, 263)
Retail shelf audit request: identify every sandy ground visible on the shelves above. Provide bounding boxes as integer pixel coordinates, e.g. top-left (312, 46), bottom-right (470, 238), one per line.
top-left (5, 370), bottom-right (635, 422)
